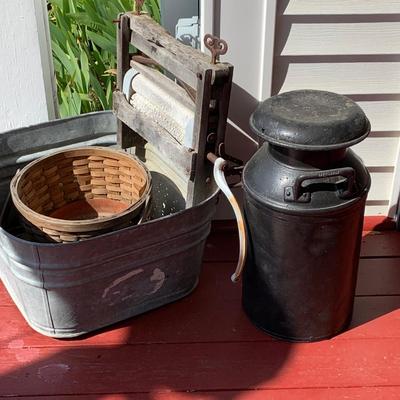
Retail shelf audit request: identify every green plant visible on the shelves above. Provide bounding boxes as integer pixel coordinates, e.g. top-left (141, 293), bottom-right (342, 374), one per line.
top-left (48, 0), bottom-right (160, 117)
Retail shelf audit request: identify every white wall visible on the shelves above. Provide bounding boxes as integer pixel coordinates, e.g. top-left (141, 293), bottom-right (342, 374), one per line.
top-left (202, 0), bottom-right (400, 218)
top-left (0, 0), bottom-right (57, 133)
top-left (273, 0), bottom-right (400, 216)
top-left (201, 0), bottom-right (276, 218)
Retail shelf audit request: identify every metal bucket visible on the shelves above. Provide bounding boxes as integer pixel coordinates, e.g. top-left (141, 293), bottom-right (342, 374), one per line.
top-left (0, 112), bottom-right (218, 338)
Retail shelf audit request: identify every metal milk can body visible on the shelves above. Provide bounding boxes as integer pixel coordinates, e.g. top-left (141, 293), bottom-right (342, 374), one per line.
top-left (242, 90), bottom-right (371, 342)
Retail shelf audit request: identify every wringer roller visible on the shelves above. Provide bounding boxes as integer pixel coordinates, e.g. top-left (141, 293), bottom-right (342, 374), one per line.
top-left (113, 7), bottom-right (247, 281)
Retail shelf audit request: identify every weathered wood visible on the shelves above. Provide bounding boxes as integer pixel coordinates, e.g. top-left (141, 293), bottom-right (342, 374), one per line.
top-left (115, 13), bottom-right (234, 207)
top-left (216, 65), bottom-right (234, 147)
top-left (128, 14), bottom-right (230, 89)
top-left (1, 229), bottom-right (400, 397)
top-left (117, 14), bottom-right (136, 149)
top-left (1, 256), bottom-right (400, 347)
top-left (204, 227), bottom-right (400, 263)
top-left (116, 14), bottom-right (131, 91)
top-left (113, 91), bottom-right (194, 177)
top-left (4, 388), bottom-right (400, 400)
top-left (187, 69), bottom-right (215, 205)
top-left (1, 338), bottom-right (400, 395)
top-left (356, 258), bottom-right (400, 296)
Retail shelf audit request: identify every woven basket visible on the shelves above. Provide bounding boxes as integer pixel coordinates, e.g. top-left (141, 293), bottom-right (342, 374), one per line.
top-left (10, 147), bottom-right (151, 243)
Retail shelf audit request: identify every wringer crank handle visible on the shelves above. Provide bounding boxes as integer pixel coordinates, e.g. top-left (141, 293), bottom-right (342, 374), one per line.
top-left (204, 34), bottom-right (228, 64)
top-left (209, 155), bottom-right (247, 283)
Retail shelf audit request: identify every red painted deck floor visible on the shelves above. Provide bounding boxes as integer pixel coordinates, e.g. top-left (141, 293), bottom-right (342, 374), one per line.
top-left (1, 222), bottom-right (400, 399)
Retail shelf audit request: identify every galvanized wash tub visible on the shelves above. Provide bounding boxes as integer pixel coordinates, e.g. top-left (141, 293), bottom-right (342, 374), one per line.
top-left (0, 112), bottom-right (218, 338)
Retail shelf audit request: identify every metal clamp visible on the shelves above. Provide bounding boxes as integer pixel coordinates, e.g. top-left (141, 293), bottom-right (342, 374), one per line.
top-left (204, 34), bottom-right (228, 64)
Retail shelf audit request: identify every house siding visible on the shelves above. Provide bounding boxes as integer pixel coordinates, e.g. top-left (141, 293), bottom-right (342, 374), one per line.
top-left (273, 0), bottom-right (400, 216)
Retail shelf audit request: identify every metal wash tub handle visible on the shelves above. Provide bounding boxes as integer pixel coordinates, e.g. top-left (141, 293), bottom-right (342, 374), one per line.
top-left (212, 157), bottom-right (247, 282)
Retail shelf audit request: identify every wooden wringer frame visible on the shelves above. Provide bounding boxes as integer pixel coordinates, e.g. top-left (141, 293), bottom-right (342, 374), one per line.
top-left (113, 5), bottom-right (235, 212)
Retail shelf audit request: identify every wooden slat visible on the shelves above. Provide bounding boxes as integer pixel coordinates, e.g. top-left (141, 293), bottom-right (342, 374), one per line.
top-left (356, 258), bottom-right (400, 295)
top-left (8, 387), bottom-right (400, 399)
top-left (276, 62), bottom-right (400, 95)
top-left (0, 294), bottom-right (399, 347)
top-left (361, 231), bottom-right (400, 257)
top-left (353, 137), bottom-right (399, 167)
top-left (281, 22), bottom-right (400, 56)
top-left (357, 101), bottom-right (400, 132)
top-left (1, 254), bottom-right (400, 348)
top-left (113, 91), bottom-right (194, 177)
top-left (348, 297), bottom-right (400, 339)
top-left (128, 14), bottom-right (229, 89)
top-left (117, 14), bottom-right (136, 149)
top-left (283, 0), bottom-right (400, 15)
top-left (0, 232), bottom-right (399, 398)
top-left (205, 229), bottom-right (400, 262)
top-left (1, 338), bottom-right (400, 396)
top-left (188, 69), bottom-right (214, 204)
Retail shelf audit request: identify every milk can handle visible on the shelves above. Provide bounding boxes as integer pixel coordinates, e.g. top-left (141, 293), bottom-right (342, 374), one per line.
top-left (289, 167), bottom-right (356, 201)
top-left (213, 158), bottom-right (247, 283)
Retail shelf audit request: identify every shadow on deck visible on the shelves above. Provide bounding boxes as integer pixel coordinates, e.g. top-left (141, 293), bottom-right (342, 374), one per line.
top-left (1, 222), bottom-right (400, 399)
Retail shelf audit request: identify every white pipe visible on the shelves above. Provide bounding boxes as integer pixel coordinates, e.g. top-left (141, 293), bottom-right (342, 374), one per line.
top-left (213, 157), bottom-right (247, 283)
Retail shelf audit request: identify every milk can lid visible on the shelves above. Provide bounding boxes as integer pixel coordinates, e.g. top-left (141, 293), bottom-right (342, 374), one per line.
top-left (250, 90), bottom-right (370, 150)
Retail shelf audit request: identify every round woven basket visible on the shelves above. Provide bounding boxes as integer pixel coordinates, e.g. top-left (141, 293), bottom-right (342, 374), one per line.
top-left (10, 147), bottom-right (151, 243)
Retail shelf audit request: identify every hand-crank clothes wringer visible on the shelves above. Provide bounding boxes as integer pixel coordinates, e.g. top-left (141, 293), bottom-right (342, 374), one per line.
top-left (0, 8), bottom-right (244, 338)
top-left (112, 10), bottom-right (246, 281)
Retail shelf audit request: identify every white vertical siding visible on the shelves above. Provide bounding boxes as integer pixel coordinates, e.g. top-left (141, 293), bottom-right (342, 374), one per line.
top-left (0, 0), bottom-right (57, 133)
top-left (283, 0), bottom-right (400, 15)
top-left (200, 0), bottom-right (274, 218)
top-left (273, 1), bottom-right (400, 216)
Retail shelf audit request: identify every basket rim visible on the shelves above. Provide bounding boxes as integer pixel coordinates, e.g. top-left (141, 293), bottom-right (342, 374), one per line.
top-left (10, 146), bottom-right (152, 232)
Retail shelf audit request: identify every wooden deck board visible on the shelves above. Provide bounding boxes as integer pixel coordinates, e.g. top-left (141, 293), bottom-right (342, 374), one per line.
top-left (204, 230), bottom-right (400, 262)
top-left (0, 225), bottom-right (399, 398)
top-left (6, 387), bottom-right (400, 399)
top-left (1, 339), bottom-right (400, 396)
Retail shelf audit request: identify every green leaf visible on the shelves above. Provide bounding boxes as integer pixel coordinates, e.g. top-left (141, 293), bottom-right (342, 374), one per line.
top-left (48, 0), bottom-right (64, 8)
top-left (78, 93), bottom-right (92, 102)
top-left (49, 0), bottom-right (160, 116)
top-left (89, 71), bottom-right (108, 110)
top-left (87, 31), bottom-right (116, 54)
top-left (52, 40), bottom-right (74, 76)
top-left (71, 88), bottom-right (82, 115)
top-left (59, 86), bottom-right (72, 117)
top-left (106, 77), bottom-right (113, 109)
top-left (66, 41), bottom-right (84, 91)
top-left (146, 0), bottom-right (161, 23)
top-left (80, 50), bottom-right (90, 92)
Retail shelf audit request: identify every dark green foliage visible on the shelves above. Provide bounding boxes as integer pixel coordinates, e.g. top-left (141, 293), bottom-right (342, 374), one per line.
top-left (48, 0), bottom-right (160, 117)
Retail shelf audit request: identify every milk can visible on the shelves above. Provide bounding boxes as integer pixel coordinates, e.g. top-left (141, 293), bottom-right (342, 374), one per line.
top-left (240, 90), bottom-right (371, 342)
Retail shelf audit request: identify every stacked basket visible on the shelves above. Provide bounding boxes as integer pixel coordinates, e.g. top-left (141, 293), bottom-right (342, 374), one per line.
top-left (11, 147), bottom-right (151, 243)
